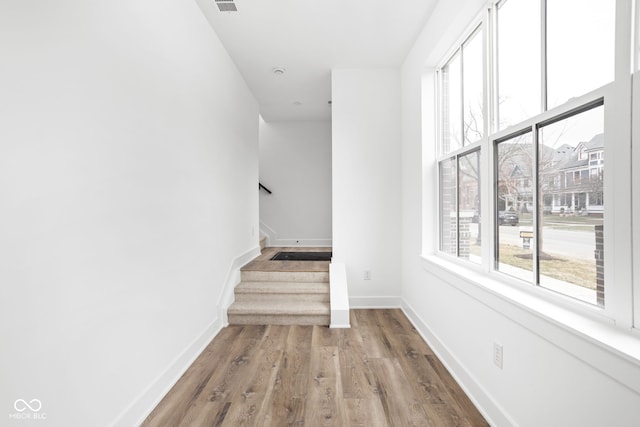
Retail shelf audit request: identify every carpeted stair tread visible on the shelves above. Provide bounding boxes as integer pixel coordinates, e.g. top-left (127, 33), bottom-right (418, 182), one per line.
top-left (228, 300), bottom-right (330, 316)
top-left (240, 270), bottom-right (329, 282)
top-left (235, 281), bottom-right (329, 294)
top-left (227, 313), bottom-right (330, 326)
top-left (229, 247), bottom-right (332, 326)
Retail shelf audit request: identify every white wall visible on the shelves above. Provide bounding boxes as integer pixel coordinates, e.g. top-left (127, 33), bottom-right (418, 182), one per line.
top-left (259, 120), bottom-right (332, 247)
top-left (0, 1), bottom-right (259, 425)
top-left (400, 0), bottom-right (640, 426)
top-left (332, 69), bottom-right (402, 306)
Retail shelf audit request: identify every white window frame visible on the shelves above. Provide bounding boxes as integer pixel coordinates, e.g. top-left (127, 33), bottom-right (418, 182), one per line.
top-left (632, 0), bottom-right (640, 328)
top-left (435, 16), bottom-right (488, 263)
top-left (431, 0), bottom-right (636, 328)
top-left (490, 89), bottom-right (610, 311)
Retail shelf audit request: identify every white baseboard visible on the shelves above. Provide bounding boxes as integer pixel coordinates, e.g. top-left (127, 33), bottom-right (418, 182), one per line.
top-left (110, 246), bottom-right (260, 427)
top-left (349, 296), bottom-right (402, 308)
top-left (259, 221), bottom-right (332, 247)
top-left (400, 299), bottom-right (514, 427)
top-left (111, 317), bottom-right (223, 427)
top-left (217, 245), bottom-right (261, 325)
top-left (259, 221), bottom-right (276, 248)
top-left (270, 238), bottom-right (333, 247)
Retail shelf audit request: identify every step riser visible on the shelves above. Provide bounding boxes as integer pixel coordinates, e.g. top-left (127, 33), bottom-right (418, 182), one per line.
top-left (241, 271), bottom-right (329, 283)
top-left (228, 314), bottom-right (330, 326)
top-left (234, 293), bottom-right (329, 303)
top-left (231, 252), bottom-right (331, 326)
top-left (236, 282), bottom-right (329, 294)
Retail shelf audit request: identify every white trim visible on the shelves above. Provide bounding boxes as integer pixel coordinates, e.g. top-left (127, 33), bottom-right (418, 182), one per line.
top-left (218, 245), bottom-right (262, 326)
top-left (111, 317), bottom-right (224, 427)
top-left (608, 0), bottom-right (635, 328)
top-left (434, 0), bottom-right (630, 321)
top-left (635, 0), bottom-right (640, 72)
top-left (489, 85), bottom-right (609, 143)
top-left (258, 221), bottom-right (332, 248)
top-left (269, 238), bottom-right (333, 248)
top-left (259, 220), bottom-right (276, 247)
top-left (435, 12), bottom-right (487, 72)
top-left (349, 296), bottom-right (402, 308)
top-left (329, 263), bottom-right (351, 328)
top-left (437, 140), bottom-right (482, 162)
top-left (421, 255), bottom-right (640, 395)
top-left (110, 245), bottom-right (261, 425)
top-left (401, 300), bottom-right (514, 427)
top-left (422, 69), bottom-right (438, 256)
top-left (633, 70), bottom-right (640, 328)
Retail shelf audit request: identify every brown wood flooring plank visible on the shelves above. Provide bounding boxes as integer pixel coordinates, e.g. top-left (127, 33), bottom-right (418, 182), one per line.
top-left (262, 325), bottom-right (312, 426)
top-left (338, 345), bottom-right (376, 399)
top-left (143, 310), bottom-right (488, 427)
top-left (352, 310), bottom-right (395, 359)
top-left (345, 398), bottom-right (388, 427)
top-left (371, 357), bottom-right (436, 426)
top-left (303, 346), bottom-right (347, 426)
top-left (142, 325), bottom-right (244, 427)
top-left (426, 354), bottom-right (490, 427)
top-left (222, 347), bottom-right (283, 426)
top-left (311, 324), bottom-right (340, 347)
top-left (179, 325), bottom-right (268, 426)
top-left (378, 309), bottom-right (431, 352)
top-left (375, 311), bottom-right (473, 426)
top-left (239, 326), bottom-right (291, 425)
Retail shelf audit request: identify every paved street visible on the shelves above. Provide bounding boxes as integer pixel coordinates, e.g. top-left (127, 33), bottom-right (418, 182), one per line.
top-left (498, 225), bottom-right (596, 259)
top-left (470, 224), bottom-right (597, 260)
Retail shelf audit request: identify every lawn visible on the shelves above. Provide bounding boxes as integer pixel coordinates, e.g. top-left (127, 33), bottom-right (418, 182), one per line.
top-left (497, 244), bottom-right (597, 290)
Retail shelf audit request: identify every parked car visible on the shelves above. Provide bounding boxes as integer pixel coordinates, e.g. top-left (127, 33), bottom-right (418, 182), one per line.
top-left (498, 210), bottom-right (519, 226)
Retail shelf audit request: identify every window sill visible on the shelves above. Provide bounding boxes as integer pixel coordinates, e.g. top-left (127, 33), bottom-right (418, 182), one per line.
top-left (420, 254), bottom-right (640, 394)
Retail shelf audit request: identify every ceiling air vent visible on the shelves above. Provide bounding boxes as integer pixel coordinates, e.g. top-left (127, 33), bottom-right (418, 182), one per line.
top-left (215, 0), bottom-right (237, 12)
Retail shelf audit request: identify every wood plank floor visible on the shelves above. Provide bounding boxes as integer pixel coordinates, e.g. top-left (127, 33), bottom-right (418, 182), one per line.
top-left (241, 247), bottom-right (331, 272)
top-left (142, 309), bottom-right (489, 427)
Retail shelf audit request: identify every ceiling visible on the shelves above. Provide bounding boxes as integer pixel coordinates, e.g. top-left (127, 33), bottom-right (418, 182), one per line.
top-left (197, 0), bottom-right (437, 122)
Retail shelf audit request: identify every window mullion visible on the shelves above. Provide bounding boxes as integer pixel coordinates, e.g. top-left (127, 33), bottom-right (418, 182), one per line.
top-left (492, 139), bottom-right (499, 270)
top-left (456, 155), bottom-right (461, 257)
top-left (489, 5), bottom-right (498, 136)
top-left (460, 45), bottom-right (466, 147)
top-left (483, 7), bottom-right (494, 273)
top-left (533, 124), bottom-right (541, 286)
top-left (633, 71), bottom-right (640, 328)
top-left (541, 0), bottom-right (548, 112)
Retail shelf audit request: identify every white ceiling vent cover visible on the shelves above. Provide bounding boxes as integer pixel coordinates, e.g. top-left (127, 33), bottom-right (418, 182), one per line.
top-left (215, 0), bottom-right (237, 12)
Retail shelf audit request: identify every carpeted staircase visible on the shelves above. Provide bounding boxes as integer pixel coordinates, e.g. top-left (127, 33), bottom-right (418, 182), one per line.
top-left (227, 246), bottom-right (331, 325)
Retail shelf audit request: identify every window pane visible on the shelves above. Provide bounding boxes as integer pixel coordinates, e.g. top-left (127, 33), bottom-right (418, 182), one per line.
top-left (440, 158), bottom-right (457, 255)
top-left (459, 150), bottom-right (482, 263)
top-left (497, 0), bottom-right (541, 130)
top-left (442, 52), bottom-right (462, 153)
top-left (547, 0), bottom-right (614, 109)
top-left (496, 132), bottom-right (534, 281)
top-left (539, 104), bottom-right (604, 306)
top-left (463, 28), bottom-right (484, 145)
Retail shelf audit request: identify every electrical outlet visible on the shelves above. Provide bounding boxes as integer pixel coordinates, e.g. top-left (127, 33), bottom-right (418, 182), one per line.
top-left (363, 270), bottom-right (371, 280)
top-left (493, 342), bottom-right (503, 369)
